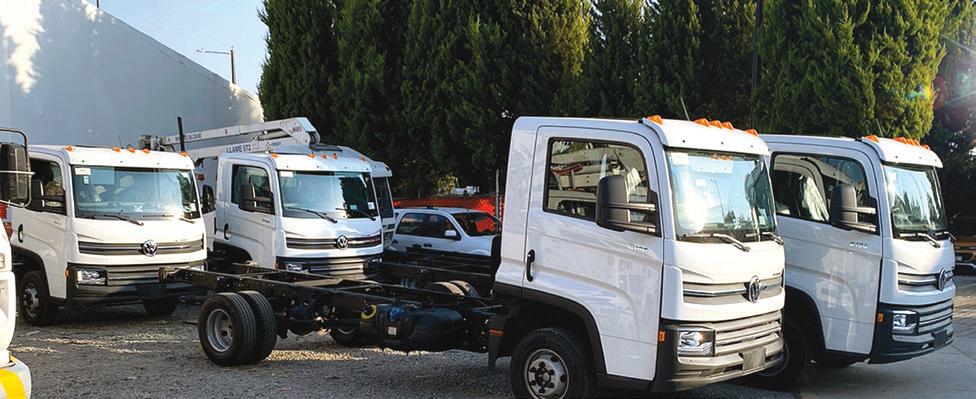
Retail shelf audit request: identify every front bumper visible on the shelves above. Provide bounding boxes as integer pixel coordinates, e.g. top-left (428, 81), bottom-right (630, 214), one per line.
top-left (0, 356), bottom-right (30, 399)
top-left (651, 310), bottom-right (784, 392)
top-left (870, 300), bottom-right (954, 364)
top-left (956, 251), bottom-right (975, 272)
top-left (65, 261), bottom-right (206, 305)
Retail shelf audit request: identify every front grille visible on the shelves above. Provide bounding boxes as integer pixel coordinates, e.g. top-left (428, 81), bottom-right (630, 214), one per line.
top-left (71, 261), bottom-right (205, 286)
top-left (897, 270), bottom-right (954, 292)
top-left (915, 299), bottom-right (954, 335)
top-left (683, 276), bottom-right (783, 305)
top-left (78, 239), bottom-right (204, 256)
top-left (712, 311), bottom-right (783, 357)
top-left (280, 255), bottom-right (375, 277)
top-left (286, 234), bottom-right (382, 250)
top-left (956, 252), bottom-right (974, 263)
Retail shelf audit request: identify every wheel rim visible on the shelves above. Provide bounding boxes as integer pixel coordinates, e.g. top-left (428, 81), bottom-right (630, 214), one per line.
top-left (206, 308), bottom-right (234, 353)
top-left (21, 282), bottom-right (40, 318)
top-left (523, 348), bottom-right (569, 399)
top-left (757, 332), bottom-right (790, 377)
top-left (336, 328), bottom-right (356, 335)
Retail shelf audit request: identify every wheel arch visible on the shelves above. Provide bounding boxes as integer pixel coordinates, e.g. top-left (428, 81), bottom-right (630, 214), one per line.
top-left (785, 285), bottom-right (826, 355)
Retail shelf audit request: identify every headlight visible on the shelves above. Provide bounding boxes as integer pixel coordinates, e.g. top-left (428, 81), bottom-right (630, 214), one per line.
top-left (76, 268), bottom-right (107, 285)
top-left (677, 329), bottom-right (715, 356)
top-left (284, 262), bottom-right (306, 272)
top-left (892, 310), bottom-right (918, 333)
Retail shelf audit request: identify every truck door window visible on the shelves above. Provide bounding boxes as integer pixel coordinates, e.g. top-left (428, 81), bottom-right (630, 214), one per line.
top-left (231, 165), bottom-right (272, 205)
top-left (770, 154), bottom-right (870, 223)
top-left (27, 159), bottom-right (65, 214)
top-left (395, 213), bottom-right (426, 236)
top-left (422, 214), bottom-right (458, 239)
top-left (544, 139), bottom-right (649, 221)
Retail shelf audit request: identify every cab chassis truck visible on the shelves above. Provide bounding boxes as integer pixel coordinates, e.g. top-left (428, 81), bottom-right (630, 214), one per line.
top-left (161, 116), bottom-right (788, 398)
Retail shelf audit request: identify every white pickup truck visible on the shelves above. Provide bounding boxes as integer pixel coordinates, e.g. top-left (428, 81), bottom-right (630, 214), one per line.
top-left (8, 145), bottom-right (207, 326)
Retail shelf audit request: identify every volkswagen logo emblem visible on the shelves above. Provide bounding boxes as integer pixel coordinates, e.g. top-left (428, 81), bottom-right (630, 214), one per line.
top-left (937, 268), bottom-right (951, 291)
top-left (335, 235), bottom-right (349, 250)
top-left (746, 276), bottom-right (763, 303)
top-left (141, 240), bottom-right (158, 257)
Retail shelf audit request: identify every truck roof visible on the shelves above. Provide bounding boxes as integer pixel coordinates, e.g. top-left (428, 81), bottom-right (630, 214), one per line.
top-left (761, 134), bottom-right (942, 168)
top-left (31, 144), bottom-right (196, 169)
top-left (220, 148), bottom-right (372, 173)
top-left (513, 116), bottom-right (770, 156)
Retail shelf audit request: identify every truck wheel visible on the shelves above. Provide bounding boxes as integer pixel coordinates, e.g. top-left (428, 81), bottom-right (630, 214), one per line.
top-left (19, 270), bottom-right (58, 326)
top-left (143, 297), bottom-right (180, 317)
top-left (741, 319), bottom-right (809, 390)
top-left (448, 280), bottom-right (480, 298)
top-left (198, 293), bottom-right (258, 366)
top-left (511, 328), bottom-right (597, 399)
top-left (239, 291), bottom-right (278, 363)
top-left (329, 328), bottom-right (365, 347)
top-left (424, 281), bottom-right (465, 295)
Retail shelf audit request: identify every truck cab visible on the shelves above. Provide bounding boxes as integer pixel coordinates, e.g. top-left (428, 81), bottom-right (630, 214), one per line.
top-left (493, 116), bottom-right (786, 393)
top-left (0, 129), bottom-right (32, 398)
top-left (754, 134), bottom-right (955, 388)
top-left (368, 160), bottom-right (396, 249)
top-left (9, 145), bottom-right (207, 325)
top-left (208, 148), bottom-right (383, 275)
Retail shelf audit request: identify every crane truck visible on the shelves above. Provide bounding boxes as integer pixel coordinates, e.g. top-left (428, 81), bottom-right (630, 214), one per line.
top-left (159, 116), bottom-right (787, 397)
top-left (0, 128), bottom-right (32, 398)
top-left (746, 134), bottom-right (956, 389)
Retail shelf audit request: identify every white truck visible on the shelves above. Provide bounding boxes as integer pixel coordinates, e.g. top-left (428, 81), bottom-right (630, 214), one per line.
top-left (748, 134), bottom-right (955, 388)
top-left (8, 145), bottom-right (207, 326)
top-left (141, 118), bottom-right (386, 276)
top-left (161, 116), bottom-right (787, 397)
top-left (0, 128), bottom-right (32, 398)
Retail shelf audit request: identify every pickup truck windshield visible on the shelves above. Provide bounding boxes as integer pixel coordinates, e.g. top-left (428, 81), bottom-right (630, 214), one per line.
top-left (72, 166), bottom-right (200, 220)
top-left (883, 164), bottom-right (947, 234)
top-left (452, 212), bottom-right (501, 237)
top-left (279, 171), bottom-right (378, 219)
top-left (667, 150), bottom-right (776, 242)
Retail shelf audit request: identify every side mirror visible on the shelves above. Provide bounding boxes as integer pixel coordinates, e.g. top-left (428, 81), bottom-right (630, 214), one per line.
top-left (829, 184), bottom-right (877, 233)
top-left (0, 140), bottom-right (31, 207)
top-left (238, 183), bottom-right (273, 214)
top-left (201, 185), bottom-right (215, 213)
top-left (595, 175), bottom-right (658, 235)
top-left (444, 229), bottom-right (459, 239)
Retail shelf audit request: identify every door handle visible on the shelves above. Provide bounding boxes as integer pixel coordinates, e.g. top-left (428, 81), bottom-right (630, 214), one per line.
top-left (16, 224), bottom-right (23, 243)
top-left (223, 224), bottom-right (230, 239)
top-left (423, 243), bottom-right (432, 248)
top-left (526, 249), bottom-right (536, 282)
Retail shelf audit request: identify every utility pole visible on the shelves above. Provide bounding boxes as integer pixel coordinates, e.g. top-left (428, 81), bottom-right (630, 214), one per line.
top-left (751, 0), bottom-right (763, 127)
top-left (196, 47), bottom-right (237, 85)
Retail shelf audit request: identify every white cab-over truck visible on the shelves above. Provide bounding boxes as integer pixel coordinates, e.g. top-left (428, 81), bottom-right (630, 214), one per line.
top-left (142, 118), bottom-right (387, 276)
top-left (748, 134), bottom-right (955, 388)
top-left (160, 116), bottom-right (787, 397)
top-left (8, 145), bottom-right (207, 326)
top-left (0, 128), bottom-right (32, 398)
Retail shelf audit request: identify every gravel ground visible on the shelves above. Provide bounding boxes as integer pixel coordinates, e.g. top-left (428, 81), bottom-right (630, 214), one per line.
top-left (10, 275), bottom-right (976, 398)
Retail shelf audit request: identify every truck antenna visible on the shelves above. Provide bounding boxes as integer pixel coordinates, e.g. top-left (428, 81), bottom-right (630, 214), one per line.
top-left (177, 116), bottom-right (186, 152)
top-left (679, 97), bottom-right (690, 121)
top-left (875, 119), bottom-right (886, 137)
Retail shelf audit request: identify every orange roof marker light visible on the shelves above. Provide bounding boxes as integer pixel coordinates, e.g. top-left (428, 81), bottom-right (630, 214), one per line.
top-left (113, 147), bottom-right (121, 152)
top-left (320, 154), bottom-right (328, 159)
top-left (142, 148), bottom-right (151, 154)
top-left (332, 153), bottom-right (338, 159)
top-left (646, 115), bottom-right (664, 125)
top-left (127, 147), bottom-right (136, 153)
top-left (745, 129), bottom-right (759, 137)
top-left (694, 118), bottom-right (710, 126)
top-left (721, 122), bottom-right (734, 130)
top-left (709, 120), bottom-right (723, 128)
top-left (180, 151), bottom-right (189, 157)
top-left (922, 144), bottom-right (931, 150)
top-left (863, 135), bottom-right (880, 143)
top-left (308, 154), bottom-right (316, 158)
top-left (271, 153), bottom-right (279, 158)
top-left (64, 146), bottom-right (74, 152)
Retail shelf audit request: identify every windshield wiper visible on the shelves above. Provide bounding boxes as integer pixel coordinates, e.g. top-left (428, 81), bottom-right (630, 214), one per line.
top-left (288, 207), bottom-right (338, 223)
top-left (84, 213), bottom-right (144, 226)
top-left (762, 232), bottom-right (785, 245)
top-left (338, 207), bottom-right (376, 221)
top-left (898, 231), bottom-right (942, 248)
top-left (681, 232), bottom-right (752, 252)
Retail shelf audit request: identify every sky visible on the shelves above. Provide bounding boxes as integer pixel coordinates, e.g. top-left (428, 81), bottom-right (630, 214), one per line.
top-left (86, 0), bottom-right (268, 95)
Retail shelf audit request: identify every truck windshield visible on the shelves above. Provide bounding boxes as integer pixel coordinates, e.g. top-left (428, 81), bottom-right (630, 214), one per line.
top-left (667, 150), bottom-right (777, 241)
top-left (883, 164), bottom-right (947, 235)
top-left (279, 171), bottom-right (378, 220)
top-left (72, 166), bottom-right (200, 220)
top-left (452, 212), bottom-right (501, 237)
top-left (373, 176), bottom-right (395, 219)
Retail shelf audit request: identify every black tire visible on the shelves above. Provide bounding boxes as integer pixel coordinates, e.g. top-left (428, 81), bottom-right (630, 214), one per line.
top-left (143, 297), bottom-right (180, 317)
top-left (18, 270), bottom-right (58, 326)
top-left (239, 291), bottom-right (278, 363)
top-left (424, 281), bottom-right (465, 295)
top-left (448, 280), bottom-right (480, 297)
top-left (197, 293), bottom-right (258, 366)
top-left (511, 328), bottom-right (597, 399)
top-left (329, 327), bottom-right (366, 347)
top-left (741, 318), bottom-right (809, 390)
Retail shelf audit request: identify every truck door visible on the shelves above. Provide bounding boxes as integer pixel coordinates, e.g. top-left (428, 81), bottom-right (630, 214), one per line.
top-left (217, 162), bottom-right (277, 266)
top-left (521, 127), bottom-right (665, 381)
top-left (769, 148), bottom-right (883, 354)
top-left (14, 155), bottom-right (69, 298)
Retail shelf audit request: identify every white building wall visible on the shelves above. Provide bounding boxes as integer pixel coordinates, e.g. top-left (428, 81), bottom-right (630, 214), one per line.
top-left (0, 0), bottom-right (263, 146)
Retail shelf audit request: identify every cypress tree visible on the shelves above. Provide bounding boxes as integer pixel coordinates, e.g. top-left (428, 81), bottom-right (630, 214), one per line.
top-left (258, 0), bottom-right (340, 137)
top-left (578, 0), bottom-right (643, 117)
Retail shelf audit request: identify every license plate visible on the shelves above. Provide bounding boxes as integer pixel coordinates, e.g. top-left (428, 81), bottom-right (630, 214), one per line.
top-left (742, 348), bottom-right (766, 372)
top-left (935, 331), bottom-right (948, 348)
top-left (137, 283), bottom-right (165, 297)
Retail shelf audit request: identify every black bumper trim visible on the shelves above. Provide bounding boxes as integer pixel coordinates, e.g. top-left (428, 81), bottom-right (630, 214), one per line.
top-left (870, 301), bottom-right (954, 364)
top-left (66, 262), bottom-right (206, 305)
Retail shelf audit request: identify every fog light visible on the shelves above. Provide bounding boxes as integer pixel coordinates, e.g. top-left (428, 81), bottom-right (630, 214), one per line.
top-left (76, 268), bottom-right (107, 285)
top-left (892, 310), bottom-right (918, 333)
top-left (677, 329), bottom-right (715, 356)
top-left (284, 262), bottom-right (306, 272)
